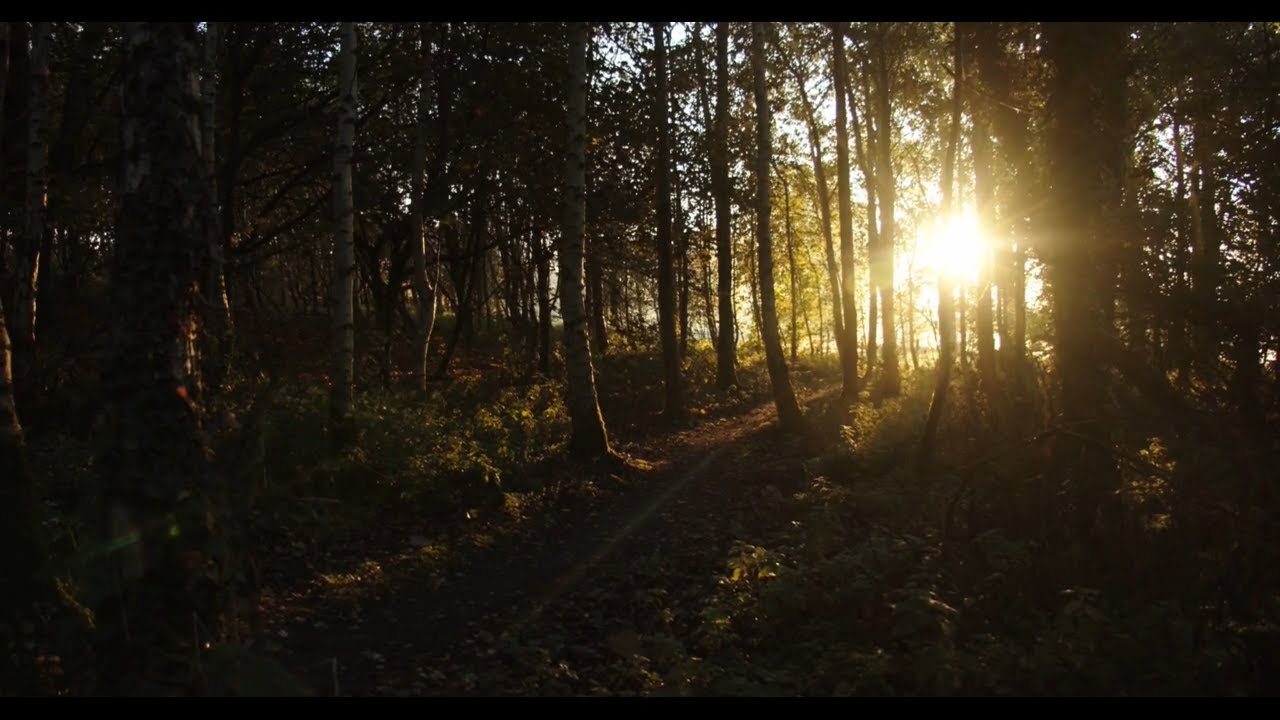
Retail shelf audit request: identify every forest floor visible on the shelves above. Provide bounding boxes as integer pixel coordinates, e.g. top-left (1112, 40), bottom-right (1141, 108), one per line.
top-left (256, 381), bottom-right (842, 696)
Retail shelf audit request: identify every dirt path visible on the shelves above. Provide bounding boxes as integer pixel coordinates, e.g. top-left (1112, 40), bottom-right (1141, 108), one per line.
top-left (261, 385), bottom-right (838, 696)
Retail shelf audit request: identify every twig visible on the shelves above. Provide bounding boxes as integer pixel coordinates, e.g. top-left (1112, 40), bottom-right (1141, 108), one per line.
top-left (331, 657), bottom-right (340, 697)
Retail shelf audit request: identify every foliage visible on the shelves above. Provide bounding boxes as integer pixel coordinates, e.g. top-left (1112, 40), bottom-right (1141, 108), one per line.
top-left (657, 376), bottom-right (1277, 696)
top-left (259, 375), bottom-right (569, 519)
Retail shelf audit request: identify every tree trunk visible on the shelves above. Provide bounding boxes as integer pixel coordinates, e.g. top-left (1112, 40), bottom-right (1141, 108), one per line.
top-left (199, 22), bottom-right (231, 402)
top-left (1043, 22), bottom-right (1126, 545)
top-left (713, 23), bottom-right (738, 389)
top-left (785, 49), bottom-right (847, 375)
top-left (907, 266), bottom-right (920, 371)
top-left (692, 26), bottom-right (718, 353)
top-left (560, 22), bottom-right (612, 460)
top-left (0, 21), bottom-right (7, 202)
top-left (752, 22), bottom-right (803, 433)
top-left (832, 23), bottom-right (860, 400)
top-left (2, 20), bottom-right (28, 292)
top-left (872, 31), bottom-right (900, 397)
top-left (866, 275), bottom-right (878, 378)
top-left (13, 21), bottom-right (48, 397)
top-left (802, 297), bottom-right (815, 357)
top-left (654, 23), bottom-right (682, 418)
top-left (1190, 115), bottom-right (1222, 376)
top-left (588, 237), bottom-right (607, 355)
top-left (330, 22), bottom-right (357, 430)
top-left (0, 28), bottom-right (7, 301)
top-left (48, 24), bottom-right (105, 296)
top-left (779, 163), bottom-right (799, 362)
top-left (816, 286), bottom-right (827, 356)
top-left (747, 231), bottom-right (762, 339)
top-left (970, 69), bottom-right (997, 394)
top-left (410, 22), bottom-right (439, 392)
top-left (918, 24), bottom-right (963, 473)
top-left (218, 33), bottom-right (240, 317)
top-left (844, 40), bottom-right (880, 380)
top-left (94, 23), bottom-right (223, 695)
top-left (536, 232), bottom-right (552, 376)
top-left (0, 291), bottom-right (42, 644)
top-left (499, 203), bottom-right (520, 332)
top-left (676, 170), bottom-right (691, 358)
top-left (973, 24), bottom-right (1031, 365)
top-left (0, 30), bottom-right (40, 635)
top-left (701, 250), bottom-right (717, 349)
top-left (1171, 115), bottom-right (1192, 389)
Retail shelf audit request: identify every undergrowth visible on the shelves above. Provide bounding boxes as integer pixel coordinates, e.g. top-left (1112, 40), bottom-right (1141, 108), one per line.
top-left (663, 367), bottom-right (1280, 696)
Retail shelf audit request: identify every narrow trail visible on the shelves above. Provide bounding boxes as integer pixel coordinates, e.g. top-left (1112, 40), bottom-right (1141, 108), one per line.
top-left (262, 384), bottom-right (839, 696)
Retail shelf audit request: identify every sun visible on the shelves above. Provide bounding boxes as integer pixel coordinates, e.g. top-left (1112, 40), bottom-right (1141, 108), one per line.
top-left (921, 210), bottom-right (984, 286)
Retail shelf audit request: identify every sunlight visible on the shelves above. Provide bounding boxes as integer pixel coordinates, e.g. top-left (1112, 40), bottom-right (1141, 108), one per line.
top-left (921, 210), bottom-right (984, 286)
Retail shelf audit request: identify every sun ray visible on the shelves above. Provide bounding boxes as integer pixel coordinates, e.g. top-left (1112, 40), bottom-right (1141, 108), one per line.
top-left (921, 209), bottom-right (983, 286)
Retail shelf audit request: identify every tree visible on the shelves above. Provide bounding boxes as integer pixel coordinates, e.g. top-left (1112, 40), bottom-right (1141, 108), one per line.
top-left (12, 21), bottom-right (48, 397)
top-left (964, 23), bottom-right (998, 395)
top-left (410, 22), bottom-right (440, 392)
top-left (751, 22), bottom-right (803, 433)
top-left (199, 22), bottom-right (231, 402)
top-left (782, 31), bottom-right (849, 388)
top-left (93, 22), bottom-right (224, 694)
top-left (972, 23), bottom-right (1033, 364)
top-left (831, 22), bottom-right (860, 400)
top-left (1043, 22), bottom-right (1128, 544)
top-left (653, 22), bottom-right (682, 418)
top-left (837, 26), bottom-right (881, 381)
top-left (713, 22), bottom-right (738, 390)
top-left (0, 293), bottom-right (44, 691)
top-left (330, 22), bottom-right (357, 429)
top-left (560, 21), bottom-right (612, 460)
top-left (777, 160), bottom-right (800, 362)
top-left (870, 25), bottom-right (901, 397)
top-left (918, 23), bottom-right (964, 472)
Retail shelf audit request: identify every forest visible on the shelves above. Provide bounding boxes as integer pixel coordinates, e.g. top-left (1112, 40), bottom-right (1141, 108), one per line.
top-left (1, 20), bottom-right (1278, 696)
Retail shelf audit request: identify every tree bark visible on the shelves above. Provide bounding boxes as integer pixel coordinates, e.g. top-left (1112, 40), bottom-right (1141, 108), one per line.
top-left (536, 231), bottom-right (552, 376)
top-left (560, 22), bottom-right (612, 460)
top-left (1042, 22), bottom-right (1127, 544)
top-left (752, 22), bottom-right (803, 433)
top-left (13, 21), bottom-right (49, 397)
top-left (94, 23), bottom-right (223, 695)
top-left (48, 23), bottom-right (106, 296)
top-left (587, 236), bottom-right (607, 355)
top-left (784, 49), bottom-right (847, 375)
top-left (701, 250), bottom-right (717, 346)
top-left (654, 22), bottom-right (682, 418)
top-left (410, 22), bottom-right (440, 392)
top-left (969, 56), bottom-right (997, 394)
top-left (746, 229), bottom-right (762, 339)
top-left (713, 23), bottom-right (738, 389)
top-left (2, 311), bottom-right (40, 690)
top-left (831, 23), bottom-right (860, 400)
top-left (973, 24), bottom-right (1030, 364)
top-left (918, 24), bottom-right (964, 473)
top-left (330, 22), bottom-right (357, 429)
top-left (199, 22), bottom-right (232, 402)
top-left (779, 163), bottom-right (799, 362)
top-left (871, 29), bottom-right (900, 397)
top-left (0, 292), bottom-right (42, 638)
top-left (675, 167), bottom-right (691, 358)
top-left (843, 38), bottom-right (880, 379)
